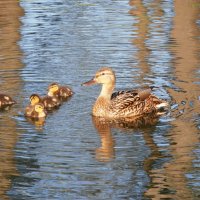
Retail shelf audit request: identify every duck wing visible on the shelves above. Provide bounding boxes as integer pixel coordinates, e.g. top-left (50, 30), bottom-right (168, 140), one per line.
top-left (111, 90), bottom-right (137, 100)
top-left (110, 87), bottom-right (156, 117)
top-left (110, 90), bottom-right (143, 117)
top-left (111, 87), bottom-right (153, 101)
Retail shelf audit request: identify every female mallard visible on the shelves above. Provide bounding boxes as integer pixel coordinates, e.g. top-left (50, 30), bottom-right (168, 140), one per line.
top-left (25, 103), bottom-right (46, 119)
top-left (82, 67), bottom-right (168, 119)
top-left (0, 94), bottom-right (16, 109)
top-left (47, 82), bottom-right (73, 100)
top-left (29, 93), bottom-right (61, 110)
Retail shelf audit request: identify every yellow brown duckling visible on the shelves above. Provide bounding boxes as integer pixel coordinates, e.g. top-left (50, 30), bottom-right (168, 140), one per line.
top-left (47, 82), bottom-right (73, 100)
top-left (25, 94), bottom-right (40, 117)
top-left (0, 94), bottom-right (16, 109)
top-left (82, 67), bottom-right (168, 119)
top-left (25, 103), bottom-right (46, 119)
top-left (29, 93), bottom-right (61, 110)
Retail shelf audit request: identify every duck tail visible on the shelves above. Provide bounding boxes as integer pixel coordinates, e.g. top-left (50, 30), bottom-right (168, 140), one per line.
top-left (155, 101), bottom-right (169, 115)
top-left (155, 101), bottom-right (168, 109)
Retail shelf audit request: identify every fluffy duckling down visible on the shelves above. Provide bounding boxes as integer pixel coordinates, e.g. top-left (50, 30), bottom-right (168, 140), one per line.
top-left (25, 103), bottom-right (46, 119)
top-left (29, 93), bottom-right (61, 110)
top-left (0, 94), bottom-right (16, 109)
top-left (47, 82), bottom-right (73, 100)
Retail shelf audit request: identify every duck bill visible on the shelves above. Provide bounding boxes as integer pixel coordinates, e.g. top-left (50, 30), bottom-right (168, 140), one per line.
top-left (82, 79), bottom-right (96, 86)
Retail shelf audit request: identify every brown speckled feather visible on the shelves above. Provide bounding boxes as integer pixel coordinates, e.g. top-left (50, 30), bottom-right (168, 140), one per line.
top-left (110, 90), bottom-right (155, 117)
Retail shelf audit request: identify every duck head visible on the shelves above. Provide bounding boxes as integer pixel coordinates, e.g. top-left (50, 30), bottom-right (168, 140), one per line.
top-left (82, 67), bottom-right (116, 86)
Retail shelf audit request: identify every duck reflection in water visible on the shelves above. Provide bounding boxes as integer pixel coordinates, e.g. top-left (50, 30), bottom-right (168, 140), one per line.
top-left (92, 116), bottom-right (116, 162)
top-left (92, 113), bottom-right (160, 162)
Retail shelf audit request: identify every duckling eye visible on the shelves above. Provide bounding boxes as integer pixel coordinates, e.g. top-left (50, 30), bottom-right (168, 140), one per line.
top-left (101, 73), bottom-right (105, 75)
top-left (38, 105), bottom-right (43, 110)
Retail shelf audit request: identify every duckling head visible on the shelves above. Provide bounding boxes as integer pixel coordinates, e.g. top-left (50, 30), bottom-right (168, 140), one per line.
top-left (48, 82), bottom-right (59, 96)
top-left (34, 103), bottom-right (46, 118)
top-left (82, 67), bottom-right (116, 86)
top-left (30, 94), bottom-right (41, 105)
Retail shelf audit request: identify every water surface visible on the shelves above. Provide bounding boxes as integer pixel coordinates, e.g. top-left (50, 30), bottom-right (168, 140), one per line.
top-left (0, 0), bottom-right (199, 199)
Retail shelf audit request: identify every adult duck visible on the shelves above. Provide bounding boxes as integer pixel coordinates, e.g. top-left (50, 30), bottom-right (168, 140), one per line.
top-left (82, 67), bottom-right (168, 119)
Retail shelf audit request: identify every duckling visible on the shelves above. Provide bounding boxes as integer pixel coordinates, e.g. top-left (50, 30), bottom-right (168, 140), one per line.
top-left (25, 103), bottom-right (46, 119)
top-left (47, 82), bottom-right (73, 100)
top-left (82, 67), bottom-right (168, 119)
top-left (0, 94), bottom-right (16, 109)
top-left (25, 94), bottom-right (40, 117)
top-left (29, 93), bottom-right (61, 110)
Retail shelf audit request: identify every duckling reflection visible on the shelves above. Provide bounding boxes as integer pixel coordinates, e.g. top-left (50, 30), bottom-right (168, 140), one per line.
top-left (92, 113), bottom-right (160, 162)
top-left (25, 116), bottom-right (46, 127)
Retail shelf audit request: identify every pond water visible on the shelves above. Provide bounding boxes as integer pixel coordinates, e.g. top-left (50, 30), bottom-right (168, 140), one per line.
top-left (0, 0), bottom-right (199, 199)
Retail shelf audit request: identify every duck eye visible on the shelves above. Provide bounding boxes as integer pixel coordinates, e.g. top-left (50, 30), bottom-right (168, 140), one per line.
top-left (102, 73), bottom-right (105, 75)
